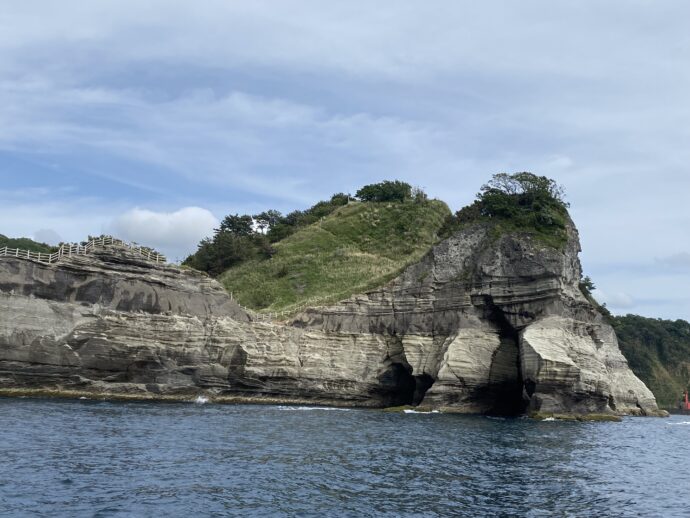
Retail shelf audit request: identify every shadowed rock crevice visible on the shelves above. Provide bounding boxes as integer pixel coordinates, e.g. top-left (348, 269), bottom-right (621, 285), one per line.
top-left (375, 361), bottom-right (436, 407)
top-left (484, 298), bottom-right (529, 416)
top-left (377, 362), bottom-right (416, 406)
top-left (412, 374), bottom-right (435, 406)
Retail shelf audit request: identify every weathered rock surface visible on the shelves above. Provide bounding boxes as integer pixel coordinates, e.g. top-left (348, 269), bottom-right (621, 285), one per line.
top-left (294, 221), bottom-right (661, 415)
top-left (0, 226), bottom-right (663, 416)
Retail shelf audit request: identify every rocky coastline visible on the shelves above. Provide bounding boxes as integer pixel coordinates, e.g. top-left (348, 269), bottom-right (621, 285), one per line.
top-left (0, 221), bottom-right (666, 417)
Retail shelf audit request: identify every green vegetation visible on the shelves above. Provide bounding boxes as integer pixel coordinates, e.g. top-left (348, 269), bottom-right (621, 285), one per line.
top-left (356, 180), bottom-right (413, 202)
top-left (183, 181), bottom-right (433, 277)
top-left (182, 180), bottom-right (447, 313)
top-left (612, 315), bottom-right (690, 408)
top-left (579, 275), bottom-right (689, 409)
top-left (440, 172), bottom-right (570, 249)
top-left (183, 193), bottom-right (354, 276)
top-left (182, 216), bottom-right (274, 276)
top-left (183, 174), bottom-right (572, 313)
top-left (0, 234), bottom-right (56, 253)
top-left (219, 199), bottom-right (450, 312)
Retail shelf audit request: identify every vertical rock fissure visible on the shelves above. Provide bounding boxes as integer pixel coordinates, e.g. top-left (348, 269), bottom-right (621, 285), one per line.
top-left (412, 374), bottom-right (435, 406)
top-left (484, 298), bottom-right (529, 416)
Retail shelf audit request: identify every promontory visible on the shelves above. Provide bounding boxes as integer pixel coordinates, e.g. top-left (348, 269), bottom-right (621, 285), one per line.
top-left (0, 174), bottom-right (665, 418)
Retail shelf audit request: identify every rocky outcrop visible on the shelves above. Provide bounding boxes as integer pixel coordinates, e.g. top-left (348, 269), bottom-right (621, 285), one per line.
top-left (0, 225), bottom-right (663, 417)
top-left (0, 247), bottom-right (245, 319)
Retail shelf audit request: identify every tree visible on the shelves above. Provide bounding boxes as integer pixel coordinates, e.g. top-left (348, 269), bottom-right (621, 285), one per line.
top-left (412, 186), bottom-right (428, 203)
top-left (254, 210), bottom-right (283, 234)
top-left (355, 180), bottom-right (413, 202)
top-left (330, 192), bottom-right (353, 205)
top-left (185, 182), bottom-right (418, 275)
top-left (580, 275), bottom-right (596, 294)
top-left (479, 172), bottom-right (568, 208)
top-left (440, 172), bottom-right (570, 249)
top-left (476, 172), bottom-right (568, 222)
top-left (219, 214), bottom-right (254, 236)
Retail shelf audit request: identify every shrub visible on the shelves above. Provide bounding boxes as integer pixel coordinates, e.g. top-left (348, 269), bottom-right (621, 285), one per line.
top-left (441, 172), bottom-right (570, 249)
top-left (355, 180), bottom-right (413, 202)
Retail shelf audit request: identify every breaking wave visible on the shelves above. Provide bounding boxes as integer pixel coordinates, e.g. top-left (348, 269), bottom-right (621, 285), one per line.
top-left (276, 406), bottom-right (351, 411)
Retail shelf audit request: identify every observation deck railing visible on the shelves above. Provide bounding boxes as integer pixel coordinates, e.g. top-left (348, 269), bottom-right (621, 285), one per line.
top-left (0, 235), bottom-right (166, 264)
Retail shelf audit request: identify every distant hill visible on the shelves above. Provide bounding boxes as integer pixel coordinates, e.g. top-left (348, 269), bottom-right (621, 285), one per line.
top-left (0, 234), bottom-right (55, 254)
top-left (612, 315), bottom-right (690, 408)
top-left (219, 199), bottom-right (450, 313)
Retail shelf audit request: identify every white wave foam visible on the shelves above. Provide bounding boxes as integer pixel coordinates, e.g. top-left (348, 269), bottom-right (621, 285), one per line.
top-left (194, 396), bottom-right (209, 405)
top-left (277, 406), bottom-right (351, 411)
top-left (669, 421), bottom-right (690, 425)
top-left (541, 417), bottom-right (557, 422)
top-left (403, 409), bottom-right (440, 414)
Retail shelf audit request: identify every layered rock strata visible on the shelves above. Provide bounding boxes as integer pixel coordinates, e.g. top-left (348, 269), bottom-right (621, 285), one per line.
top-left (0, 226), bottom-right (663, 416)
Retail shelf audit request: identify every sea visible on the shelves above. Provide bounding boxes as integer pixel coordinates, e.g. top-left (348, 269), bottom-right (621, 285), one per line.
top-left (0, 398), bottom-right (687, 517)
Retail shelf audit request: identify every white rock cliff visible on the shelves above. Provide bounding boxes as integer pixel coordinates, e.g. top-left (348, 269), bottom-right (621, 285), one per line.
top-left (0, 222), bottom-right (663, 416)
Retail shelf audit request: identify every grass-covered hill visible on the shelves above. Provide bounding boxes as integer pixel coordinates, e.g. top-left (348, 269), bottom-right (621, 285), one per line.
top-left (220, 199), bottom-right (450, 313)
top-left (184, 173), bottom-right (574, 314)
top-left (0, 234), bottom-right (55, 253)
top-left (182, 180), bottom-right (450, 313)
top-left (612, 315), bottom-right (690, 408)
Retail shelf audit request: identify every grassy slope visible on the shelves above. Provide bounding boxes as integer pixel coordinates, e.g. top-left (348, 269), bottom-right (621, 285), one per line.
top-left (220, 200), bottom-right (450, 313)
top-left (0, 234), bottom-right (55, 253)
top-left (612, 315), bottom-right (690, 408)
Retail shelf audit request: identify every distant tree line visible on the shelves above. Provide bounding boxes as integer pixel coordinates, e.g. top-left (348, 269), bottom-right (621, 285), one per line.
top-left (183, 180), bottom-right (426, 276)
top-left (0, 234), bottom-right (56, 254)
top-left (613, 314), bottom-right (690, 407)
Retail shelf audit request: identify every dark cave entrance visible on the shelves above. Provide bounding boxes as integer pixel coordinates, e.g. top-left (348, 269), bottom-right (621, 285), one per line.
top-left (412, 374), bottom-right (435, 406)
top-left (377, 364), bottom-right (435, 407)
top-left (484, 301), bottom-right (530, 417)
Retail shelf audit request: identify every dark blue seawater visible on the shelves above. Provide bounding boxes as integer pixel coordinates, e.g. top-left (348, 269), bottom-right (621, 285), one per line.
top-left (0, 398), bottom-right (688, 517)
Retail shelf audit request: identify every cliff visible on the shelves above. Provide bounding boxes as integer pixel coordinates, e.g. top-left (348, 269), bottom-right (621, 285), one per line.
top-left (0, 226), bottom-right (663, 417)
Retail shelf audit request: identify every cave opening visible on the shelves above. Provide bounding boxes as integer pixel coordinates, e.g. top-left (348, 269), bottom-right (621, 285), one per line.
top-left (484, 300), bottom-right (530, 417)
top-left (377, 363), bottom-right (436, 407)
top-left (412, 374), bottom-right (435, 406)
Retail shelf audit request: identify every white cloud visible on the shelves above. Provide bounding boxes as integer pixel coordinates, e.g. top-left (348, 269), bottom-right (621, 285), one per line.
top-left (109, 207), bottom-right (218, 262)
top-left (0, 189), bottom-right (117, 244)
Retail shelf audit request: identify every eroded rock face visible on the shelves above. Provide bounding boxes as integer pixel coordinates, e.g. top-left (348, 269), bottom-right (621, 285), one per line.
top-left (293, 222), bottom-right (660, 416)
top-left (0, 229), bottom-right (662, 416)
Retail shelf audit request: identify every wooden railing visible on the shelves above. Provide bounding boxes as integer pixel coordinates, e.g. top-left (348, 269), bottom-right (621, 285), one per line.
top-left (0, 235), bottom-right (166, 264)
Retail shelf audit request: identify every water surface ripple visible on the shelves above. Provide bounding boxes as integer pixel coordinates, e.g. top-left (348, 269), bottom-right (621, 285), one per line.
top-left (0, 398), bottom-right (687, 517)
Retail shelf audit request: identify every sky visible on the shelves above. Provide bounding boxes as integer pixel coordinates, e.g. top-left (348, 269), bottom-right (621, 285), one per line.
top-left (0, 1), bottom-right (689, 320)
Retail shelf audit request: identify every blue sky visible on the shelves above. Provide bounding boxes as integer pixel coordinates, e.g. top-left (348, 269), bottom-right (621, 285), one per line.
top-left (1, 1), bottom-right (689, 320)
